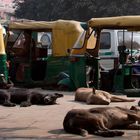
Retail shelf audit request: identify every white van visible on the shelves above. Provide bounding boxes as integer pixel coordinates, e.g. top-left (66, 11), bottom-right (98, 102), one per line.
top-left (99, 29), bottom-right (140, 69)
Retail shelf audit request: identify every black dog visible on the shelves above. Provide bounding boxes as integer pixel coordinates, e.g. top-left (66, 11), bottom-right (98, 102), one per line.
top-left (0, 88), bottom-right (63, 107)
top-left (63, 106), bottom-right (140, 137)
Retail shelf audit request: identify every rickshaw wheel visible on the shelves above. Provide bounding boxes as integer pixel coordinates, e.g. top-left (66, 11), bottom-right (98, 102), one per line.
top-left (131, 77), bottom-right (140, 88)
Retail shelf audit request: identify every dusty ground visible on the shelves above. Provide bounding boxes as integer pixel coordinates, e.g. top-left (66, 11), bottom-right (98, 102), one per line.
top-left (0, 88), bottom-right (140, 140)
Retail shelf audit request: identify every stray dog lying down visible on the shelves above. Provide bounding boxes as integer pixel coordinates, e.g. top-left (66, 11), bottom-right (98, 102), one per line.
top-left (75, 87), bottom-right (135, 105)
top-left (63, 106), bottom-right (140, 137)
top-left (0, 88), bottom-right (63, 107)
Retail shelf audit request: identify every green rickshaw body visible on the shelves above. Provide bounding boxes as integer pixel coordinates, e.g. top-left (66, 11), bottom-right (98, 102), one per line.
top-left (69, 56), bottom-right (87, 90)
top-left (46, 56), bottom-right (70, 84)
top-left (69, 28), bottom-right (99, 90)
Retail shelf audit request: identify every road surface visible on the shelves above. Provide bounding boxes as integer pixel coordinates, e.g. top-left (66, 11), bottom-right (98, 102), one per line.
top-left (0, 88), bottom-right (140, 140)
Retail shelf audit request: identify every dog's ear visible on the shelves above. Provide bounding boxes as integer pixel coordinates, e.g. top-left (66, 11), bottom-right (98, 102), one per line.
top-left (92, 88), bottom-right (96, 94)
top-left (130, 105), bottom-right (140, 111)
top-left (54, 93), bottom-right (64, 98)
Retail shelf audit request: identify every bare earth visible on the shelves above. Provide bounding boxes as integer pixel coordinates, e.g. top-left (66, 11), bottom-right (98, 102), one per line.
top-left (0, 88), bottom-right (140, 140)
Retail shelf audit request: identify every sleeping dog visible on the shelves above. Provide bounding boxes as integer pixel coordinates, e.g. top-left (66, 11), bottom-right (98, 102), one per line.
top-left (63, 106), bottom-right (140, 137)
top-left (75, 87), bottom-right (135, 105)
top-left (0, 88), bottom-right (63, 107)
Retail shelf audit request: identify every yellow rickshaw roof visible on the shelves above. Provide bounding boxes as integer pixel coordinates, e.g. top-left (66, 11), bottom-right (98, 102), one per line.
top-left (0, 24), bottom-right (5, 54)
top-left (8, 20), bottom-right (82, 31)
top-left (88, 16), bottom-right (140, 29)
top-left (8, 20), bottom-right (84, 56)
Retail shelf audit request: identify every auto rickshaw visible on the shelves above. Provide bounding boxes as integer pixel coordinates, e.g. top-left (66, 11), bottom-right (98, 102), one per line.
top-left (69, 16), bottom-right (140, 95)
top-left (1, 20), bottom-right (85, 89)
top-left (0, 24), bottom-right (8, 87)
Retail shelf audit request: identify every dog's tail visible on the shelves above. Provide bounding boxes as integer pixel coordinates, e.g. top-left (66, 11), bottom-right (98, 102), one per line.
top-left (111, 96), bottom-right (135, 102)
top-left (94, 130), bottom-right (124, 137)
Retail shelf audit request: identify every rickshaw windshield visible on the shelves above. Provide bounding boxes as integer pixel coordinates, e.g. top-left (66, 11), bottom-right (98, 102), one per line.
top-left (72, 31), bottom-right (86, 49)
top-left (7, 30), bottom-right (23, 49)
top-left (72, 30), bottom-right (97, 49)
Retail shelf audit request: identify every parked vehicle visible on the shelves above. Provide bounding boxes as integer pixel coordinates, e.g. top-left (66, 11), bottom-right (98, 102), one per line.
top-left (69, 16), bottom-right (140, 95)
top-left (1, 17), bottom-right (140, 93)
top-left (99, 29), bottom-right (140, 69)
top-left (0, 20), bottom-right (85, 89)
top-left (0, 24), bottom-right (9, 87)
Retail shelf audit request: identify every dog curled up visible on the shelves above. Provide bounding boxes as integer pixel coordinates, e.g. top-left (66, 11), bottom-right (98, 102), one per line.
top-left (0, 88), bottom-right (63, 107)
top-left (63, 106), bottom-right (140, 137)
top-left (75, 87), bottom-right (135, 105)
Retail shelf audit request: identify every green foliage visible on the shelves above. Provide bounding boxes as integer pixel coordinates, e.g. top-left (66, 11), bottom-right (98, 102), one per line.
top-left (13, 0), bottom-right (140, 21)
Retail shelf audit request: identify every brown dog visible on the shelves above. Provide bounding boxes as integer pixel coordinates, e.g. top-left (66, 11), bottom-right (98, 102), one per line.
top-left (63, 106), bottom-right (140, 137)
top-left (75, 87), bottom-right (135, 105)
